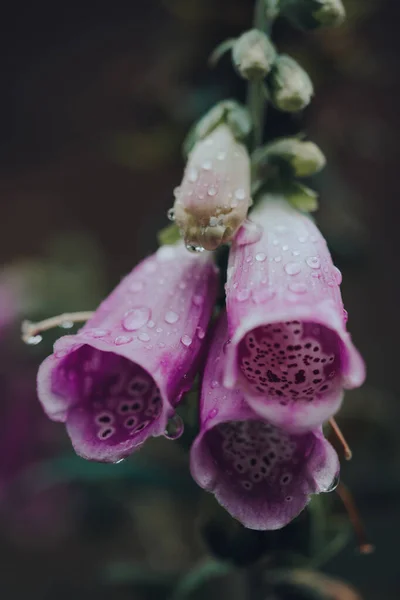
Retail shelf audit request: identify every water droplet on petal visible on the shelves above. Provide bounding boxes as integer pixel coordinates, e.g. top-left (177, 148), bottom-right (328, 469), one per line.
top-left (202, 160), bottom-right (212, 171)
top-left (123, 307), bottom-right (151, 331)
top-left (306, 256), bottom-right (321, 269)
top-left (147, 320), bottom-right (155, 328)
top-left (255, 252), bottom-right (266, 262)
top-left (236, 289), bottom-right (250, 302)
top-left (282, 245), bottom-right (289, 251)
top-left (324, 472), bottom-right (340, 493)
top-left (217, 151), bottom-right (226, 160)
top-left (211, 380), bottom-right (219, 389)
top-left (60, 320), bottom-right (74, 329)
top-left (292, 250), bottom-right (300, 257)
top-left (284, 262), bottom-right (302, 276)
top-left (274, 256), bottom-right (282, 263)
top-left (252, 288), bottom-right (275, 304)
top-left (138, 332), bottom-right (150, 342)
top-left (192, 295), bottom-right (203, 307)
top-left (208, 408), bottom-right (218, 418)
top-left (167, 208), bottom-right (175, 221)
top-left (185, 244), bottom-right (204, 253)
top-left (333, 266), bottom-right (342, 284)
top-left (298, 235), bottom-right (308, 243)
top-left (343, 309), bottom-right (348, 323)
top-left (129, 280), bottom-right (144, 293)
top-left (164, 413), bottom-right (184, 440)
top-left (91, 328), bottom-right (109, 338)
top-left (208, 187), bottom-right (217, 197)
top-left (165, 311), bottom-right (179, 324)
top-left (235, 188), bottom-right (246, 200)
top-left (181, 334), bottom-right (192, 347)
top-left (114, 335), bottom-right (132, 345)
top-left (188, 168), bottom-right (198, 182)
top-left (288, 282), bottom-right (307, 294)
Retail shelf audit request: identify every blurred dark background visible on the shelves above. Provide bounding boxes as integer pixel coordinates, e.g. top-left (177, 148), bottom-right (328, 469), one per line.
top-left (0, 1), bottom-right (399, 598)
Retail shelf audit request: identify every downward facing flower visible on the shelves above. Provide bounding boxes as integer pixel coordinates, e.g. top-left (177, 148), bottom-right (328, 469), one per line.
top-left (173, 124), bottom-right (251, 251)
top-left (190, 313), bottom-right (339, 530)
top-left (224, 194), bottom-right (365, 432)
top-left (37, 244), bottom-right (218, 462)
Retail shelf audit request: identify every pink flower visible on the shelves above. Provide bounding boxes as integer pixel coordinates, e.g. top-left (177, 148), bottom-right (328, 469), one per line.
top-left (173, 124), bottom-right (251, 251)
top-left (37, 244), bottom-right (218, 462)
top-left (190, 313), bottom-right (339, 530)
top-left (224, 194), bottom-right (365, 432)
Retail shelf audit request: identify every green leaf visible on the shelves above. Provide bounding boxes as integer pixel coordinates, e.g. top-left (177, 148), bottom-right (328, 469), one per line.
top-left (286, 181), bottom-right (319, 212)
top-left (170, 560), bottom-right (233, 600)
top-left (158, 223), bottom-right (181, 246)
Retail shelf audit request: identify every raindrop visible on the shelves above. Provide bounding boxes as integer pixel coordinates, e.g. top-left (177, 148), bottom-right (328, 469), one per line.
top-left (208, 408), bottom-right (218, 419)
top-left (165, 311), bottom-right (179, 324)
top-left (188, 168), bottom-right (198, 182)
top-left (123, 307), bottom-right (151, 331)
top-left (147, 320), bottom-right (155, 328)
top-left (181, 334), bottom-right (192, 347)
top-left (138, 332), bottom-right (150, 342)
top-left (27, 334), bottom-right (43, 345)
top-left (202, 160), bottom-right (212, 171)
top-left (288, 282), bottom-right (307, 294)
top-left (255, 252), bottom-right (266, 262)
top-left (234, 188), bottom-right (246, 200)
top-left (298, 235), bottom-right (308, 243)
top-left (208, 187), bottom-right (217, 197)
top-left (114, 335), bottom-right (132, 346)
top-left (91, 329), bottom-right (109, 338)
top-left (60, 320), bottom-right (74, 329)
top-left (236, 289), bottom-right (250, 302)
top-left (284, 262), bottom-right (302, 276)
top-left (211, 380), bottom-right (219, 389)
top-left (217, 151), bottom-right (226, 160)
top-left (167, 208), bottom-right (175, 221)
top-left (252, 288), bottom-right (275, 304)
top-left (197, 327), bottom-right (205, 339)
top-left (209, 216), bottom-right (219, 227)
top-left (306, 256), bottom-right (321, 269)
top-left (324, 473), bottom-right (340, 493)
top-left (129, 281), bottom-right (144, 293)
top-left (292, 250), bottom-right (300, 257)
top-left (274, 256), bottom-right (282, 263)
top-left (192, 295), bottom-right (203, 307)
top-left (164, 413), bottom-right (184, 440)
top-left (173, 186), bottom-right (181, 198)
top-left (343, 309), bottom-right (348, 323)
top-left (186, 244), bottom-right (204, 253)
top-left (282, 245), bottom-right (289, 251)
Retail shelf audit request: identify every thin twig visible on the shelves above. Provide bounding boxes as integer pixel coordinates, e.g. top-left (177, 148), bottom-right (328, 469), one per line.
top-left (336, 482), bottom-right (374, 555)
top-left (329, 417), bottom-right (352, 460)
top-left (21, 311), bottom-right (94, 343)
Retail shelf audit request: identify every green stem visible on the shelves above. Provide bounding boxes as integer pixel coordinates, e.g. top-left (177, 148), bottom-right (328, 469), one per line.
top-left (247, 0), bottom-right (276, 150)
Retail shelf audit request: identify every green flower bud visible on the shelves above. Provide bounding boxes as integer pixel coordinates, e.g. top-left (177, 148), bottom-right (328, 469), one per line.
top-left (280, 0), bottom-right (346, 30)
top-left (183, 100), bottom-right (251, 156)
top-left (255, 137), bottom-right (326, 177)
top-left (232, 29), bottom-right (276, 81)
top-left (285, 181), bottom-right (319, 212)
top-left (268, 55), bottom-right (313, 112)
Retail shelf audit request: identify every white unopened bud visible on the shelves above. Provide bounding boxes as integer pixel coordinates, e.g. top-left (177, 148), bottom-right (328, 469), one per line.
top-left (173, 125), bottom-right (251, 251)
top-left (268, 55), bottom-right (313, 112)
top-left (255, 137), bottom-right (326, 177)
top-left (280, 0), bottom-right (345, 30)
top-left (232, 29), bottom-right (276, 81)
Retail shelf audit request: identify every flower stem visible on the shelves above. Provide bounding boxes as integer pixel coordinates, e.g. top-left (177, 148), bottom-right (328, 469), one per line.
top-left (329, 417), bottom-right (352, 461)
top-left (247, 0), bottom-right (275, 151)
top-left (336, 482), bottom-right (374, 555)
top-left (21, 311), bottom-right (94, 343)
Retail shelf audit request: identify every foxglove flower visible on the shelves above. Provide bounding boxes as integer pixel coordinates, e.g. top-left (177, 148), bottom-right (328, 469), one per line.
top-left (173, 124), bottom-right (251, 251)
top-left (37, 244), bottom-right (218, 462)
top-left (224, 194), bottom-right (365, 432)
top-left (190, 313), bottom-right (339, 530)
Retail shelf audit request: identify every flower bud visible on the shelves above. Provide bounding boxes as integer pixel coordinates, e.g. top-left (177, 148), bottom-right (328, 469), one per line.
top-left (174, 124), bottom-right (251, 252)
top-left (268, 55), bottom-right (313, 112)
top-left (232, 29), bottom-right (276, 81)
top-left (280, 0), bottom-right (345, 30)
top-left (254, 137), bottom-right (326, 178)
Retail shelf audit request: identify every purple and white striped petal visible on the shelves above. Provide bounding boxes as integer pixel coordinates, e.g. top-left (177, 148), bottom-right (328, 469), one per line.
top-left (174, 124), bottom-right (251, 251)
top-left (37, 243), bottom-right (218, 462)
top-left (190, 313), bottom-right (339, 530)
top-left (224, 194), bottom-right (365, 432)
